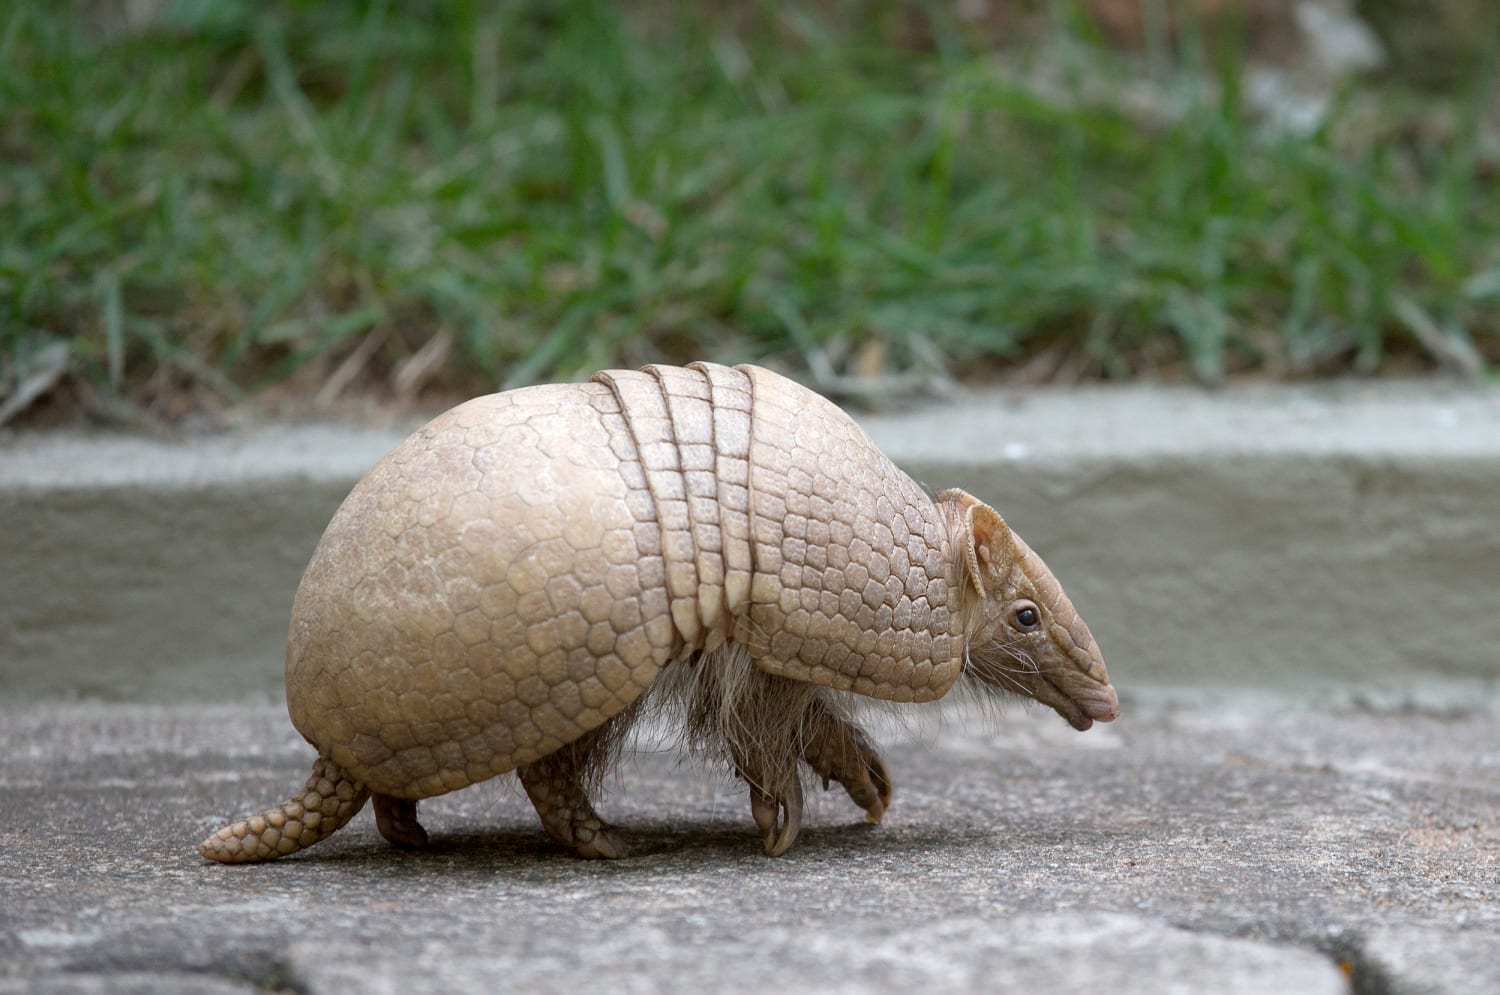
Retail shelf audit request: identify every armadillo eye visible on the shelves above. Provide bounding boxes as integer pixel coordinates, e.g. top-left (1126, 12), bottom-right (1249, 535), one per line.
top-left (1013, 603), bottom-right (1041, 631)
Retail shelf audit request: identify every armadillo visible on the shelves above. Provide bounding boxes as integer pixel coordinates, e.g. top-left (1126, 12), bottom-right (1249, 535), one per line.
top-left (198, 362), bottom-right (1118, 862)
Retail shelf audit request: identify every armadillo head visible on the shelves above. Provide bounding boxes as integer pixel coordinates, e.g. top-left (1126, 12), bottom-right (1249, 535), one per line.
top-left (939, 489), bottom-right (1119, 731)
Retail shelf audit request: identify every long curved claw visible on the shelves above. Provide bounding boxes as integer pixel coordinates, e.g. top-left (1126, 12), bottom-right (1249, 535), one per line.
top-left (855, 752), bottom-right (893, 824)
top-left (836, 728), bottom-right (891, 823)
top-left (751, 777), bottom-right (803, 857)
top-left (805, 720), bottom-right (893, 824)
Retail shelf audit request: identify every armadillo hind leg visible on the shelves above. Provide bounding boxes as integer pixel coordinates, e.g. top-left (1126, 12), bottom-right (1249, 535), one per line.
top-left (516, 719), bottom-right (631, 859)
top-left (372, 794), bottom-right (428, 849)
top-left (518, 758), bottom-right (625, 860)
top-left (198, 756), bottom-right (370, 863)
top-left (800, 700), bottom-right (892, 824)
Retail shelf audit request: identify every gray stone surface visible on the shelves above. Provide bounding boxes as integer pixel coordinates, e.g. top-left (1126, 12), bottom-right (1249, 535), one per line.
top-left (0, 974), bottom-right (263, 995)
top-left (1360, 928), bottom-right (1500, 995)
top-left (3, 382), bottom-right (1499, 703)
top-left (282, 914), bottom-right (1349, 995)
top-left (2, 702), bottom-right (1496, 993)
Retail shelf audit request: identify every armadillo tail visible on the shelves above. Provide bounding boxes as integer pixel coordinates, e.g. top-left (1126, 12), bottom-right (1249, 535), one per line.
top-left (199, 755), bottom-right (370, 863)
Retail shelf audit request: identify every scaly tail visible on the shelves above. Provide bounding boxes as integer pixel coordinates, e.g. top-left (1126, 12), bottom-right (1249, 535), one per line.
top-left (199, 756), bottom-right (370, 863)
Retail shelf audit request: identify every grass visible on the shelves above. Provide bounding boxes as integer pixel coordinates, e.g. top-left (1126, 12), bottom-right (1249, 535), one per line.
top-left (1, 1), bottom-right (1497, 420)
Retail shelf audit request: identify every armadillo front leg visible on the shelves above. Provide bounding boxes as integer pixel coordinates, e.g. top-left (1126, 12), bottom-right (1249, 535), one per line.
top-left (801, 701), bottom-right (892, 824)
top-left (517, 729), bottom-right (627, 859)
top-left (717, 671), bottom-right (813, 858)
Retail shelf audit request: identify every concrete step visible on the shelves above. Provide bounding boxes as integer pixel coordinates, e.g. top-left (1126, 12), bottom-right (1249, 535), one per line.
top-left (2, 381), bottom-right (1498, 704)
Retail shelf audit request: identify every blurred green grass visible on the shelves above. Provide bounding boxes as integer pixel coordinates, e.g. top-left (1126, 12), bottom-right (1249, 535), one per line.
top-left (1, 0), bottom-right (1497, 418)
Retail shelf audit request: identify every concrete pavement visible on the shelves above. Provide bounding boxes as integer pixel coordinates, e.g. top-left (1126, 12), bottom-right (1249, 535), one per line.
top-left (2, 702), bottom-right (1497, 994)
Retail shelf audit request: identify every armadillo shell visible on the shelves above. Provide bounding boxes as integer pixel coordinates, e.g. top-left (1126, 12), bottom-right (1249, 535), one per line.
top-left (286, 362), bottom-right (962, 800)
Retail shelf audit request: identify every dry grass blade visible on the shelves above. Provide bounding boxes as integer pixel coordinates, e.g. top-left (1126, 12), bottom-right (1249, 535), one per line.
top-left (0, 340), bottom-right (70, 427)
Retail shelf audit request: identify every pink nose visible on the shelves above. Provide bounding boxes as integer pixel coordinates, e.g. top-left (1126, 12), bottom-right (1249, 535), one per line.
top-left (1079, 684), bottom-right (1120, 723)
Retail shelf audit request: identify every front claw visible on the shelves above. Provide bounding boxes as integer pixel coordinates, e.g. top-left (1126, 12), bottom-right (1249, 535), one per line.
top-left (847, 751), bottom-right (892, 824)
top-left (806, 721), bottom-right (894, 824)
top-left (750, 777), bottom-right (804, 857)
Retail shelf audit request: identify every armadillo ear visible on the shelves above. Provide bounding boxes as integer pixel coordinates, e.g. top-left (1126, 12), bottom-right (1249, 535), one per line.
top-left (969, 500), bottom-right (1012, 585)
top-left (939, 489), bottom-right (1012, 600)
top-left (970, 500), bottom-right (1008, 552)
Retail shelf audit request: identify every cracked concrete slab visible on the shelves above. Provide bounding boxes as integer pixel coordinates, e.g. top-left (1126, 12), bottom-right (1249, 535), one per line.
top-left (2, 703), bottom-right (1495, 993)
top-left (283, 914), bottom-right (1349, 995)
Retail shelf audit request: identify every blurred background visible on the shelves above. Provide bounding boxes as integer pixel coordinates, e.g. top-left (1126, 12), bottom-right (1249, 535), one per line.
top-left (1, 0), bottom-right (1496, 428)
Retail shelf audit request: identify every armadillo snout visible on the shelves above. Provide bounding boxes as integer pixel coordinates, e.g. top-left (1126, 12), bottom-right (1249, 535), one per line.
top-left (1069, 641), bottom-right (1119, 723)
top-left (1073, 680), bottom-right (1120, 724)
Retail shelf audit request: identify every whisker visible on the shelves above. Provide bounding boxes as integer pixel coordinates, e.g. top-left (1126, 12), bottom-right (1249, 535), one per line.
top-left (965, 654), bottom-right (1030, 696)
top-left (971, 643), bottom-right (1041, 678)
